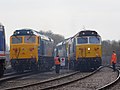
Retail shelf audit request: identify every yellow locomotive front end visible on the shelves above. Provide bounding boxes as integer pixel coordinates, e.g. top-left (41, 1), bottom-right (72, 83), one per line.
top-left (10, 30), bottom-right (39, 72)
top-left (10, 36), bottom-right (38, 61)
top-left (75, 31), bottom-right (102, 71)
top-left (76, 44), bottom-right (102, 59)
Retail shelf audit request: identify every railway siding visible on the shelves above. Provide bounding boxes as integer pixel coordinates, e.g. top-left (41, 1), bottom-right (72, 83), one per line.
top-left (3, 67), bottom-right (102, 90)
top-left (0, 69), bottom-right (75, 89)
top-left (0, 66), bottom-right (119, 90)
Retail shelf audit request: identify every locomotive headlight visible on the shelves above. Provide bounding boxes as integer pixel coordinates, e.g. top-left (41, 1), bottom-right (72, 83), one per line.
top-left (16, 31), bottom-right (20, 34)
top-left (88, 48), bottom-right (90, 50)
top-left (27, 31), bottom-right (30, 34)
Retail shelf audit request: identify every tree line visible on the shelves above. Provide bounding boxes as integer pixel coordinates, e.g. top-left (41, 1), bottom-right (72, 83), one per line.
top-left (39, 30), bottom-right (65, 48)
top-left (102, 40), bottom-right (120, 63)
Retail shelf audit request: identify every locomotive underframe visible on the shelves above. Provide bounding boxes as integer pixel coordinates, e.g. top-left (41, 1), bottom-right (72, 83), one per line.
top-left (77, 57), bottom-right (102, 71)
top-left (11, 58), bottom-right (37, 72)
top-left (11, 56), bottom-right (54, 72)
top-left (69, 57), bottom-right (102, 71)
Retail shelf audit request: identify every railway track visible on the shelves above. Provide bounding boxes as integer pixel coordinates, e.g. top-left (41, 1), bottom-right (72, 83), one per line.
top-left (3, 72), bottom-right (16, 78)
top-left (0, 71), bottom-right (39, 84)
top-left (1, 66), bottom-right (119, 90)
top-left (0, 69), bottom-right (55, 84)
top-left (57, 66), bottom-right (119, 90)
top-left (3, 71), bottom-right (80, 90)
top-left (97, 66), bottom-right (120, 90)
top-left (3, 66), bottom-right (103, 90)
top-left (3, 70), bottom-right (34, 78)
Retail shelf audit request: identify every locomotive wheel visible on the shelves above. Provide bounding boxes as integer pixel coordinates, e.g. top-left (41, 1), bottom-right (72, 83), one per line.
top-left (0, 64), bottom-right (4, 77)
top-left (31, 63), bottom-right (38, 71)
top-left (16, 69), bottom-right (24, 73)
top-left (16, 65), bottom-right (24, 73)
top-left (0, 70), bottom-right (4, 77)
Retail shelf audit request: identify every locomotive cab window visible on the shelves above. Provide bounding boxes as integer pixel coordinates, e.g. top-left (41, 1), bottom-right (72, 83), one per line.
top-left (24, 36), bottom-right (36, 43)
top-left (77, 37), bottom-right (88, 44)
top-left (12, 37), bottom-right (22, 44)
top-left (89, 37), bottom-right (101, 44)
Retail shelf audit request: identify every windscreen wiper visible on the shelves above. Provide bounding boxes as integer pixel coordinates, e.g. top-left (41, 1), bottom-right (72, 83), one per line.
top-left (14, 35), bottom-right (20, 41)
top-left (27, 34), bottom-right (33, 40)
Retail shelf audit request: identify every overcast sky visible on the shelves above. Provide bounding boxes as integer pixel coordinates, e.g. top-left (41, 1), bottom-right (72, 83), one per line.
top-left (0, 0), bottom-right (120, 45)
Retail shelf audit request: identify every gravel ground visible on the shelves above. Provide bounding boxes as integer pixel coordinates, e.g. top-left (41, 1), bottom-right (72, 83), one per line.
top-left (0, 67), bottom-right (118, 90)
top-left (105, 84), bottom-right (120, 90)
top-left (24, 72), bottom-right (91, 90)
top-left (8, 71), bottom-right (91, 90)
top-left (105, 77), bottom-right (120, 90)
top-left (55, 67), bottom-right (118, 90)
top-left (0, 69), bottom-right (73, 89)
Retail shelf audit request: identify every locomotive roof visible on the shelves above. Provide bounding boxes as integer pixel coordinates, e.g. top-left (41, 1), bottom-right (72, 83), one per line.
top-left (12, 29), bottom-right (53, 42)
top-left (56, 30), bottom-right (101, 47)
top-left (74, 30), bottom-right (100, 37)
top-left (0, 24), bottom-right (4, 32)
top-left (56, 42), bottom-right (63, 46)
top-left (56, 38), bottom-right (70, 46)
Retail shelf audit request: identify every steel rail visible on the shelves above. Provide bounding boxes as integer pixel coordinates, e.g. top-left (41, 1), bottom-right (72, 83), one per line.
top-left (4, 71), bottom-right (79, 90)
top-left (0, 71), bottom-right (39, 84)
top-left (40, 66), bottom-right (103, 90)
top-left (97, 66), bottom-right (120, 90)
top-left (3, 72), bottom-right (16, 77)
top-left (4, 66), bottom-right (104, 90)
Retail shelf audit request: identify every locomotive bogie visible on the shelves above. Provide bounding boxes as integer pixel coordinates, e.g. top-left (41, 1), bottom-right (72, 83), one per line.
top-left (74, 57), bottom-right (102, 71)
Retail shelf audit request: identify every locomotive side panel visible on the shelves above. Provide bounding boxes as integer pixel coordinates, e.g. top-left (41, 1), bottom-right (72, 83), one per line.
top-left (0, 24), bottom-right (6, 77)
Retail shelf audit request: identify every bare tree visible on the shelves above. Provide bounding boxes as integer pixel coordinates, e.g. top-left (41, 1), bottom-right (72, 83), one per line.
top-left (39, 30), bottom-right (65, 47)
